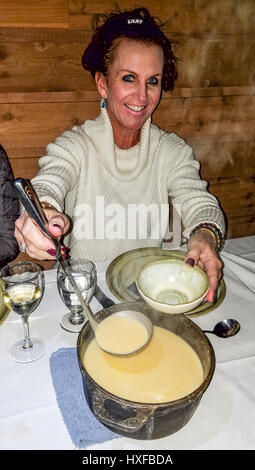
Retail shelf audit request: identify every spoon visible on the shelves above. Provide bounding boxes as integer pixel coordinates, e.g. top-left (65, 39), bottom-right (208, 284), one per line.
top-left (14, 178), bottom-right (153, 356)
top-left (203, 319), bottom-right (241, 338)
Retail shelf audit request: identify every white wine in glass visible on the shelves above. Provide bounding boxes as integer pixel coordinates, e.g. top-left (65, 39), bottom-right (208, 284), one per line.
top-left (0, 261), bottom-right (45, 362)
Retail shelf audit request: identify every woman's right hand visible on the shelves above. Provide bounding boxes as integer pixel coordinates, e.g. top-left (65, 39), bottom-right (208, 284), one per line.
top-left (14, 208), bottom-right (70, 260)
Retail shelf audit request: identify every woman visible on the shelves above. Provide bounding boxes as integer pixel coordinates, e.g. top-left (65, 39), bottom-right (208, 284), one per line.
top-left (14, 7), bottom-right (225, 302)
top-left (0, 144), bottom-right (20, 267)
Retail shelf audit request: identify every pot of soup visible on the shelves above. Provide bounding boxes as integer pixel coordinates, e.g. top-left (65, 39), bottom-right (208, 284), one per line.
top-left (77, 302), bottom-right (215, 440)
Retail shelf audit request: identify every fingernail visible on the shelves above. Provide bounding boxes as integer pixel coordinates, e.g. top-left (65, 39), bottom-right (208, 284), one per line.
top-left (185, 258), bottom-right (195, 267)
top-left (61, 245), bottom-right (68, 253)
top-left (47, 248), bottom-right (57, 256)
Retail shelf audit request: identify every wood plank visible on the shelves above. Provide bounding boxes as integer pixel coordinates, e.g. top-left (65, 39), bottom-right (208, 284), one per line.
top-left (0, 0), bottom-right (68, 28)
top-left (153, 94), bottom-right (255, 140)
top-left (10, 157), bottom-right (40, 180)
top-left (0, 42), bottom-right (95, 93)
top-left (1, 93), bottom-right (254, 123)
top-left (0, 36), bottom-right (254, 92)
top-left (154, 94), bottom-right (255, 124)
top-left (0, 101), bottom-right (100, 158)
top-left (69, 0), bottom-right (255, 36)
top-left (175, 35), bottom-right (255, 88)
top-left (0, 87), bottom-right (254, 105)
top-left (0, 26), bottom-right (88, 43)
top-left (226, 216), bottom-right (255, 239)
top-left (195, 140), bottom-right (255, 180)
top-left (153, 97), bottom-right (255, 141)
top-left (1, 92), bottom-right (255, 157)
top-left (209, 178), bottom-right (255, 216)
top-left (0, 90), bottom-right (100, 104)
top-left (209, 178), bottom-right (255, 238)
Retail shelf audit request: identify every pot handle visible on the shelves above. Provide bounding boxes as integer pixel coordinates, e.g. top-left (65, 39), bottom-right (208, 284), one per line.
top-left (92, 389), bottom-right (155, 433)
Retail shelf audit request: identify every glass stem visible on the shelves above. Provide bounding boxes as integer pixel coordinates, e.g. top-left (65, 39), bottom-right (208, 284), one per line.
top-left (22, 315), bottom-right (33, 349)
top-left (70, 306), bottom-right (85, 325)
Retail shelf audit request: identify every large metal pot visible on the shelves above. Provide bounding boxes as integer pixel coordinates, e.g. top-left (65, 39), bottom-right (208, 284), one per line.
top-left (77, 302), bottom-right (215, 440)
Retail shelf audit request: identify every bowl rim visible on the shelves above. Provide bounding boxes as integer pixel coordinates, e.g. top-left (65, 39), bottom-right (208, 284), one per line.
top-left (136, 258), bottom-right (210, 307)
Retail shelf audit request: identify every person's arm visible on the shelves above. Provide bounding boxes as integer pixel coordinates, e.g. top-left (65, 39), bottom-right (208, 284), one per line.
top-left (14, 128), bottom-right (86, 260)
top-left (31, 128), bottom-right (86, 210)
top-left (166, 140), bottom-right (225, 239)
top-left (166, 138), bottom-right (225, 302)
top-left (0, 145), bottom-right (20, 268)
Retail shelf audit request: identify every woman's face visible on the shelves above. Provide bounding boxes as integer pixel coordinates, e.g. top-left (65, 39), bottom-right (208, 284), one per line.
top-left (96, 39), bottom-right (164, 147)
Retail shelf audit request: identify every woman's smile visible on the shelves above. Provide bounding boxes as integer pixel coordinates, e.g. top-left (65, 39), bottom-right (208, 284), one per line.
top-left (124, 103), bottom-right (146, 112)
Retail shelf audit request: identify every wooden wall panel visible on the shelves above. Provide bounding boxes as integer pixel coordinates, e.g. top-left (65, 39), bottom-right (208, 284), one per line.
top-left (69, 0), bottom-right (255, 35)
top-left (210, 178), bottom-right (255, 238)
top-left (154, 94), bottom-right (255, 139)
top-left (1, 90), bottom-right (254, 159)
top-left (0, 0), bottom-right (68, 28)
top-left (10, 157), bottom-right (39, 180)
top-left (0, 34), bottom-right (92, 93)
top-left (197, 141), bottom-right (255, 179)
top-left (176, 36), bottom-right (255, 88)
top-left (0, 98), bottom-right (100, 158)
top-left (0, 29), bottom-right (254, 91)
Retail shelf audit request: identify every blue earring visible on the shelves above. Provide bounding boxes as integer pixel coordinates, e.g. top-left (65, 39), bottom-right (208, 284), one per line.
top-left (101, 99), bottom-right (106, 108)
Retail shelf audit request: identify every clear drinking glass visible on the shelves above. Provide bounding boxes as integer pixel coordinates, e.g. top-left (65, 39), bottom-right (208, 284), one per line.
top-left (0, 261), bottom-right (45, 362)
top-left (57, 259), bottom-right (96, 333)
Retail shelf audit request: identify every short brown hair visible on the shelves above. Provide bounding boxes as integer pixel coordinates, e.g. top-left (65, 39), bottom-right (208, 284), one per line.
top-left (82, 7), bottom-right (178, 92)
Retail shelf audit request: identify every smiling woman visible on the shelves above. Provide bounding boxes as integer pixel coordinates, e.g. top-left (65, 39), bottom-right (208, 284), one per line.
top-left (94, 39), bottom-right (164, 148)
top-left (14, 7), bottom-right (225, 303)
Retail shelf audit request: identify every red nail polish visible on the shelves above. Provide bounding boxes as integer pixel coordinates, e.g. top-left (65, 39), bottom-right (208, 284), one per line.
top-left (185, 258), bottom-right (195, 267)
top-left (47, 248), bottom-right (57, 257)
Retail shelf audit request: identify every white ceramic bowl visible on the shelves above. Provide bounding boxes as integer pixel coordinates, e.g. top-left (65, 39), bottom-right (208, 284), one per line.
top-left (136, 259), bottom-right (210, 314)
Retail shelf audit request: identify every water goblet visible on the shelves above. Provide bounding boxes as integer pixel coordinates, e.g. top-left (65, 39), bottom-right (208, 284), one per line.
top-left (0, 261), bottom-right (45, 362)
top-left (57, 259), bottom-right (96, 333)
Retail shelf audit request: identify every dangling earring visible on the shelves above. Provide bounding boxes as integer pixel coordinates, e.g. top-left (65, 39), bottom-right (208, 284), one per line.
top-left (101, 98), bottom-right (106, 108)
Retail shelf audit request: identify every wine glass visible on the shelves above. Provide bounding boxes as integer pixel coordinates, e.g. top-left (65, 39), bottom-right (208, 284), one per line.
top-left (0, 261), bottom-right (45, 363)
top-left (57, 259), bottom-right (96, 333)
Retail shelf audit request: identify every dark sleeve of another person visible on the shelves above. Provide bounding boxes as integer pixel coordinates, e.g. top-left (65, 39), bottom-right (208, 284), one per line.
top-left (0, 144), bottom-right (20, 268)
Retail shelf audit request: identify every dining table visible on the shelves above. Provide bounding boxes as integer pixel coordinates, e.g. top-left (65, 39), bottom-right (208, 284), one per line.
top-left (0, 235), bottom-right (254, 451)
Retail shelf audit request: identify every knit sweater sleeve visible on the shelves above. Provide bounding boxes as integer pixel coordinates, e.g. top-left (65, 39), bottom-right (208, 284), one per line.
top-left (164, 135), bottom-right (225, 239)
top-left (31, 127), bottom-right (87, 212)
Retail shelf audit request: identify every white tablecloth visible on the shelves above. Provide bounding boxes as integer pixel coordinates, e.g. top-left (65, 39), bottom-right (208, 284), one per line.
top-left (0, 236), bottom-right (255, 450)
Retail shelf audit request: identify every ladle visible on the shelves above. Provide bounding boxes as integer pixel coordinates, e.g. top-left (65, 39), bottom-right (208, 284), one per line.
top-left (13, 178), bottom-right (153, 356)
top-left (203, 319), bottom-right (240, 338)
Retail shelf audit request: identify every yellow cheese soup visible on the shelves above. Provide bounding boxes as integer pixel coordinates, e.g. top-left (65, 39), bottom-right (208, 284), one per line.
top-left (95, 314), bottom-right (149, 355)
top-left (83, 325), bottom-right (204, 403)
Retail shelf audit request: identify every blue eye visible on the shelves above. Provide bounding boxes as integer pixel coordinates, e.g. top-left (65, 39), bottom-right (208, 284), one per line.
top-left (122, 75), bottom-right (134, 82)
top-left (147, 77), bottom-right (159, 85)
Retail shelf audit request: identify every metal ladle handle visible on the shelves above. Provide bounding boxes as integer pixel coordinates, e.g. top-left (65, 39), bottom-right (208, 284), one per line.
top-left (14, 178), bottom-right (51, 239)
top-left (13, 177), bottom-right (98, 333)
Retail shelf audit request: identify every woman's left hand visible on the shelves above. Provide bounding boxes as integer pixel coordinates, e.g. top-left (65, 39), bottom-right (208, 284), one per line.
top-left (184, 231), bottom-right (223, 303)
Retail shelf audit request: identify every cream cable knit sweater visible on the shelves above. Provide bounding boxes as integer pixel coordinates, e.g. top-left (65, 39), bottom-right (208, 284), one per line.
top-left (32, 104), bottom-right (225, 261)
